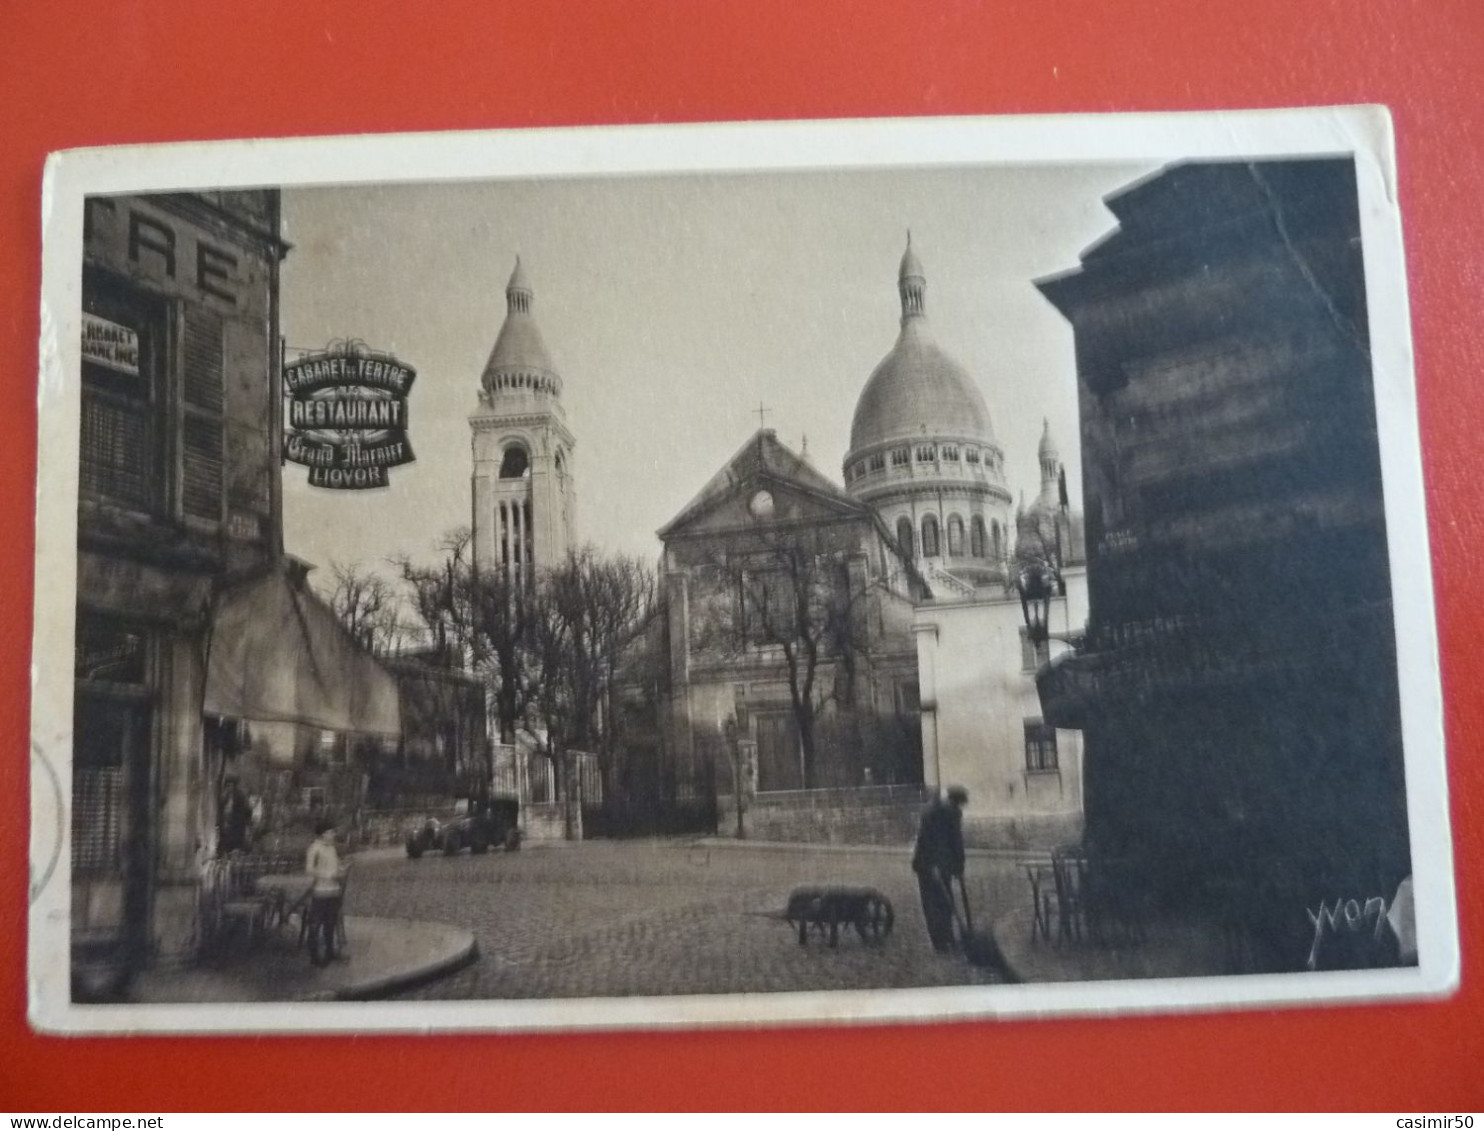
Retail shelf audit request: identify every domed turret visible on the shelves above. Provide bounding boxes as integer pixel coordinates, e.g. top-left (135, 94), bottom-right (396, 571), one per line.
top-left (1035, 419), bottom-right (1060, 508)
top-left (1016, 420), bottom-right (1084, 568)
top-left (481, 257), bottom-right (563, 401)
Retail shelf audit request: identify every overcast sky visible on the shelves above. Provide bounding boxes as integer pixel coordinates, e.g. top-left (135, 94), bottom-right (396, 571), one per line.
top-left (279, 160), bottom-right (1151, 578)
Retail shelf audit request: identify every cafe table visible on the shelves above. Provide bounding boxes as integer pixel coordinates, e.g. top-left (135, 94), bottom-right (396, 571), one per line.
top-left (253, 872), bottom-right (313, 936)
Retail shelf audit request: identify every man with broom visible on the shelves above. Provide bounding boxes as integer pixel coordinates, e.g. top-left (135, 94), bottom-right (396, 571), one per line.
top-left (912, 785), bottom-right (968, 952)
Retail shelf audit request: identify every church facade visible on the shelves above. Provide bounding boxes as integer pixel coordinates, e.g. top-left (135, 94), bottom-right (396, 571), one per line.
top-left (655, 430), bottom-right (930, 841)
top-left (654, 240), bottom-right (1087, 847)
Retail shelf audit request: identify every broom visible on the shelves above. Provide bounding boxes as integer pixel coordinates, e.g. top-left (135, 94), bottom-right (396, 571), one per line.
top-left (951, 875), bottom-right (1018, 981)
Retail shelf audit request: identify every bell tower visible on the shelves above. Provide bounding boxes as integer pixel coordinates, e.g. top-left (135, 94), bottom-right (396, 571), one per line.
top-left (470, 258), bottom-right (577, 580)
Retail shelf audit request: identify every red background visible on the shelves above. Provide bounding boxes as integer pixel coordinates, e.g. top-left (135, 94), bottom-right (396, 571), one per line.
top-left (2, 0), bottom-right (1480, 1112)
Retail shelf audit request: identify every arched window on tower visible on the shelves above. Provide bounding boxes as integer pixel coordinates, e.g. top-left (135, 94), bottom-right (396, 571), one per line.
top-left (895, 516), bottom-right (915, 559)
top-left (921, 515), bottom-right (940, 558)
top-left (947, 515), bottom-right (965, 557)
top-left (499, 443), bottom-right (530, 479)
top-left (554, 448), bottom-right (565, 476)
top-left (970, 516), bottom-right (986, 558)
top-left (991, 520), bottom-right (1003, 561)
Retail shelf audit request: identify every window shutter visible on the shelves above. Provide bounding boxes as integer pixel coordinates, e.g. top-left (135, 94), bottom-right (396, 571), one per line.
top-left (182, 415), bottom-right (224, 519)
top-left (181, 310), bottom-right (224, 521)
top-left (183, 310), bottom-right (225, 414)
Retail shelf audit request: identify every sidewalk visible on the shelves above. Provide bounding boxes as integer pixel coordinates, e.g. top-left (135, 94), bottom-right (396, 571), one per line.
top-left (993, 904), bottom-right (1232, 983)
top-left (130, 916), bottom-right (477, 1003)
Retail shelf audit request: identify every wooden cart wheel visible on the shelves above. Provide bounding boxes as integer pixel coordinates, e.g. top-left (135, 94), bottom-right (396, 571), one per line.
top-left (855, 894), bottom-right (895, 945)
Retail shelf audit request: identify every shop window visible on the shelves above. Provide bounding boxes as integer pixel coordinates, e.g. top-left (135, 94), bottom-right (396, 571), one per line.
top-left (81, 277), bottom-right (163, 511)
top-left (75, 616), bottom-right (148, 685)
top-left (317, 729), bottom-right (349, 767)
top-left (921, 515), bottom-right (940, 557)
top-left (947, 515), bottom-right (965, 557)
top-left (1024, 719), bottom-right (1059, 772)
top-left (82, 267), bottom-right (231, 525)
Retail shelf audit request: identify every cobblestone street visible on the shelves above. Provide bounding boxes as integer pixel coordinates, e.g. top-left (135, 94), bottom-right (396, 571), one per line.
top-left (344, 840), bottom-right (1024, 999)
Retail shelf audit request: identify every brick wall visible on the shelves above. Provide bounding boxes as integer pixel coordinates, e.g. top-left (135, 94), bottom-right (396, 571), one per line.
top-left (720, 785), bottom-right (928, 846)
top-left (356, 804), bottom-right (460, 849)
top-left (523, 802), bottom-right (569, 841)
top-left (961, 811), bottom-right (1083, 851)
top-left (717, 786), bottom-right (1082, 850)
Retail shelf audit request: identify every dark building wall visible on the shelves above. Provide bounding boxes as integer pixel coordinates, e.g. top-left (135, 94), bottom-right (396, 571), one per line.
top-left (75, 191), bottom-right (288, 958)
top-left (81, 191), bottom-right (285, 570)
top-left (1037, 159), bottom-right (1408, 934)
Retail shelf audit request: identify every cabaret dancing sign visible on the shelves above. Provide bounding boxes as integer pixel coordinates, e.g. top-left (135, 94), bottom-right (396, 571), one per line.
top-left (283, 343), bottom-right (416, 489)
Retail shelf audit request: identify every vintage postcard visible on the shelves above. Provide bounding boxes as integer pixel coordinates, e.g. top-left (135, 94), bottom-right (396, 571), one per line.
top-left (30, 108), bottom-right (1458, 1033)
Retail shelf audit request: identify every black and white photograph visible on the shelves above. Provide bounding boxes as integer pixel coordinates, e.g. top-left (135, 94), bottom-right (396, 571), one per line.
top-left (29, 109), bottom-right (1457, 1033)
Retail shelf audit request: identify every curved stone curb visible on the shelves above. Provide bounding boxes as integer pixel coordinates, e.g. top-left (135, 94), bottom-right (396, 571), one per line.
top-left (303, 917), bottom-right (480, 1002)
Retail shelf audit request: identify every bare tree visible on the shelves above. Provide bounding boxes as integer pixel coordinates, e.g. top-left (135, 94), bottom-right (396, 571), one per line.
top-left (394, 533), bottom-right (655, 837)
top-left (325, 561), bottom-right (409, 656)
top-left (395, 529), bottom-right (476, 664)
top-left (524, 547), bottom-right (656, 837)
top-left (394, 528), bottom-right (539, 745)
top-left (693, 517), bottom-right (873, 789)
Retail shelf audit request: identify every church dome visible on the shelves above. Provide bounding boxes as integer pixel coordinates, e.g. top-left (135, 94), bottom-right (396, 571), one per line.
top-left (482, 257), bottom-right (561, 397)
top-left (848, 239), bottom-right (995, 455)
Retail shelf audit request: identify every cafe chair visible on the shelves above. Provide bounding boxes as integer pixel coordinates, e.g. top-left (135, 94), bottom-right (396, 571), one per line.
top-left (209, 856), bottom-right (276, 954)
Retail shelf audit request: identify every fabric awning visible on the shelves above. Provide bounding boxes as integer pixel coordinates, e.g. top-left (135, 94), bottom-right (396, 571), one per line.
top-left (203, 564), bottom-right (401, 737)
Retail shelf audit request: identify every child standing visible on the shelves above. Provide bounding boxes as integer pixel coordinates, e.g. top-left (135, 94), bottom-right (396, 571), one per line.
top-left (304, 816), bottom-right (348, 966)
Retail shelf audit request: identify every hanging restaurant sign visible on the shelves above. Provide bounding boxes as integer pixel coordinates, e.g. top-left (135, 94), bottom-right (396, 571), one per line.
top-left (283, 342), bottom-right (417, 489)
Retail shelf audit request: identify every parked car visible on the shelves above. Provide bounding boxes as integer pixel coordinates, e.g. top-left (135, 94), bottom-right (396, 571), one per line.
top-left (405, 798), bottom-right (521, 858)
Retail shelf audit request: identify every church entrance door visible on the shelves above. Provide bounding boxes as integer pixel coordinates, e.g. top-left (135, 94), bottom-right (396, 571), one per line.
top-left (754, 711), bottom-right (802, 792)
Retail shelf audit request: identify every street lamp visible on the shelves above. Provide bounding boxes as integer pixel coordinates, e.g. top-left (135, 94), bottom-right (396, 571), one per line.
top-left (1017, 561), bottom-right (1061, 646)
top-left (1017, 460), bottom-right (1079, 647)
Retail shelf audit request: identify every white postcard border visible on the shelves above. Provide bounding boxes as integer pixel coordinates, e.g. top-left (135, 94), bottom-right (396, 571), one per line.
top-left (31, 106), bottom-right (1457, 1034)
